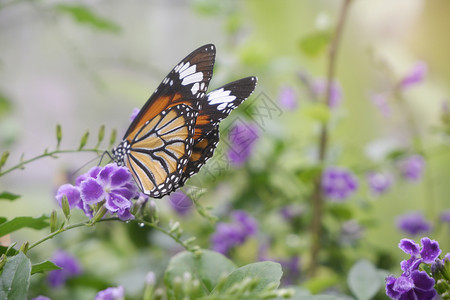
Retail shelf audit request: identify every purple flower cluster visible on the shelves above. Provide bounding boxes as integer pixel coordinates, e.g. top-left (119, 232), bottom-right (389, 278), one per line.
top-left (95, 286), bottom-right (124, 300)
top-left (47, 250), bottom-right (82, 288)
top-left (397, 155), bottom-right (425, 182)
top-left (169, 190), bottom-right (193, 216)
top-left (396, 212), bottom-right (432, 236)
top-left (55, 164), bottom-right (139, 221)
top-left (211, 210), bottom-right (258, 255)
top-left (321, 167), bottom-right (358, 201)
top-left (227, 121), bottom-right (259, 166)
top-left (366, 171), bottom-right (393, 196)
top-left (278, 86), bottom-right (298, 110)
top-left (386, 237), bottom-right (440, 300)
top-left (311, 78), bottom-right (343, 109)
top-left (400, 61), bottom-right (428, 90)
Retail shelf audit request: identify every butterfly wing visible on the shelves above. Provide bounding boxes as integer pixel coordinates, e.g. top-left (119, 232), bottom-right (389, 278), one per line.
top-left (176, 76), bottom-right (258, 187)
top-left (193, 76), bottom-right (258, 140)
top-left (123, 44), bottom-right (216, 143)
top-left (125, 104), bottom-right (198, 198)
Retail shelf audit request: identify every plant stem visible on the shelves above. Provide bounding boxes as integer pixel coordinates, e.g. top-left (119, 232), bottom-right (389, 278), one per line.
top-left (0, 148), bottom-right (102, 177)
top-left (27, 218), bottom-right (115, 251)
top-left (308, 0), bottom-right (352, 277)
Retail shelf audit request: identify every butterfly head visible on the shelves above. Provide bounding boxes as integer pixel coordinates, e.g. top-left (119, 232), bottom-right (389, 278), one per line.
top-left (111, 141), bottom-right (130, 166)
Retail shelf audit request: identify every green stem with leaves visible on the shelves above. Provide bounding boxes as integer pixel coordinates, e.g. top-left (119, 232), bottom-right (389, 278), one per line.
top-left (0, 148), bottom-right (102, 177)
top-left (308, 0), bottom-right (352, 277)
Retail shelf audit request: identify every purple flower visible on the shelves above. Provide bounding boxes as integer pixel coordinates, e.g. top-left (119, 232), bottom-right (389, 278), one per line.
top-left (386, 271), bottom-right (436, 300)
top-left (367, 171), bottom-right (393, 195)
top-left (95, 286), bottom-right (124, 300)
top-left (47, 250), bottom-right (82, 288)
top-left (386, 237), bottom-right (440, 299)
top-left (440, 210), bottom-right (450, 223)
top-left (278, 86), bottom-right (298, 110)
top-left (211, 210), bottom-right (258, 255)
top-left (396, 212), bottom-right (432, 236)
top-left (55, 164), bottom-right (139, 221)
top-left (322, 167), bottom-right (358, 201)
top-left (169, 190), bottom-right (193, 216)
top-left (32, 296), bottom-right (51, 300)
top-left (400, 61), bottom-right (428, 89)
top-left (227, 121), bottom-right (259, 166)
top-left (311, 78), bottom-right (342, 109)
top-left (397, 155), bottom-right (425, 182)
top-left (130, 108), bottom-right (140, 122)
top-left (369, 93), bottom-right (391, 117)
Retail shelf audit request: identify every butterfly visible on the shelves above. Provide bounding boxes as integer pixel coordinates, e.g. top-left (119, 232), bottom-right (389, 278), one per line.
top-left (112, 44), bottom-right (257, 198)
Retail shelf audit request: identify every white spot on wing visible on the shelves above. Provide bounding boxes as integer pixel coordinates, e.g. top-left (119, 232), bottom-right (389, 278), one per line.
top-left (182, 72), bottom-right (203, 86)
top-left (179, 65), bottom-right (196, 79)
top-left (191, 82), bottom-right (199, 94)
top-left (207, 88), bottom-right (237, 106)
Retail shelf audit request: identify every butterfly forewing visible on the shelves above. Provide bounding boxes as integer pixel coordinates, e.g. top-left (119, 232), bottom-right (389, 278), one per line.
top-left (125, 104), bottom-right (197, 198)
top-left (123, 44), bottom-right (216, 142)
top-left (193, 76), bottom-right (257, 140)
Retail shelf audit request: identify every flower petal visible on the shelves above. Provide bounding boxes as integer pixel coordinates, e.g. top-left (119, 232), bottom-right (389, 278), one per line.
top-left (399, 239), bottom-right (420, 256)
top-left (420, 237), bottom-right (441, 264)
top-left (55, 184), bottom-right (81, 209)
top-left (105, 192), bottom-right (131, 213)
top-left (110, 167), bottom-right (132, 187)
top-left (80, 178), bottom-right (105, 204)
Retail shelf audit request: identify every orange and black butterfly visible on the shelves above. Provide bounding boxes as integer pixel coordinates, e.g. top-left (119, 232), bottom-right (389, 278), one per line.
top-left (112, 44), bottom-right (257, 198)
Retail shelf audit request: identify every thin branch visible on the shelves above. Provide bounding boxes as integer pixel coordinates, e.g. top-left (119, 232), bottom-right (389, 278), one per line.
top-left (308, 0), bottom-right (353, 277)
top-left (0, 148), bottom-right (102, 177)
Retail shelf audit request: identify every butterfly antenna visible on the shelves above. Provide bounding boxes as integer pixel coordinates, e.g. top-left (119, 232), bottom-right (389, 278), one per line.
top-left (70, 151), bottom-right (114, 177)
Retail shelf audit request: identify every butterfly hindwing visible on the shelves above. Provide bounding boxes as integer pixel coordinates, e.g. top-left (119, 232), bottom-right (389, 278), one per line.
top-left (125, 104), bottom-right (197, 198)
top-left (193, 76), bottom-right (258, 140)
top-left (175, 126), bottom-right (220, 189)
top-left (123, 44), bottom-right (216, 142)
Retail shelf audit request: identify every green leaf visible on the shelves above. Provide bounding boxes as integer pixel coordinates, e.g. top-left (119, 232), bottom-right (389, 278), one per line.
top-left (0, 246), bottom-right (18, 256)
top-left (0, 191), bottom-right (20, 201)
top-left (212, 261), bottom-right (282, 294)
top-left (299, 30), bottom-right (331, 57)
top-left (96, 125), bottom-right (105, 147)
top-left (0, 217), bottom-right (6, 225)
top-left (0, 252), bottom-right (31, 300)
top-left (0, 216), bottom-right (49, 237)
top-left (78, 130), bottom-right (89, 150)
top-left (31, 260), bottom-right (60, 275)
top-left (164, 250), bottom-right (236, 294)
top-left (0, 92), bottom-right (13, 117)
top-left (0, 151), bottom-right (9, 170)
top-left (54, 4), bottom-right (120, 33)
top-left (109, 129), bottom-right (117, 148)
top-left (302, 103), bottom-right (330, 123)
top-left (348, 259), bottom-right (382, 300)
top-left (56, 124), bottom-right (62, 149)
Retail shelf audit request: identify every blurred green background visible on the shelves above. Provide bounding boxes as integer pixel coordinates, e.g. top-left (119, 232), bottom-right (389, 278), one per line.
top-left (1, 0), bottom-right (450, 297)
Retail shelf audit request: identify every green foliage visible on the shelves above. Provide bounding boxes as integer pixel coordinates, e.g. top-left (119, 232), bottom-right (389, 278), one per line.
top-left (347, 260), bottom-right (383, 300)
top-left (0, 191), bottom-right (20, 201)
top-left (0, 151), bottom-right (9, 170)
top-left (78, 130), bottom-right (89, 150)
top-left (31, 260), bottom-right (60, 275)
top-left (54, 4), bottom-right (120, 33)
top-left (0, 252), bottom-right (31, 300)
top-left (55, 124), bottom-right (62, 149)
top-left (299, 30), bottom-right (332, 57)
top-left (0, 92), bottom-right (12, 118)
top-left (0, 216), bottom-right (49, 237)
top-left (164, 250), bottom-right (236, 294)
top-left (211, 261), bottom-right (282, 294)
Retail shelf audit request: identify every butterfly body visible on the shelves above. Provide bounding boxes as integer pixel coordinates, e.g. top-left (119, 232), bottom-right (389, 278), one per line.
top-left (112, 44), bottom-right (257, 198)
